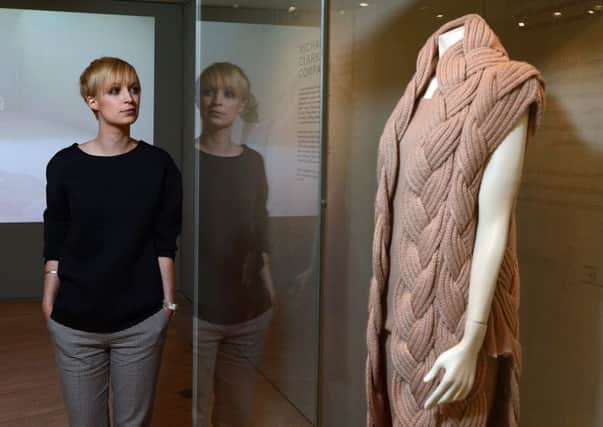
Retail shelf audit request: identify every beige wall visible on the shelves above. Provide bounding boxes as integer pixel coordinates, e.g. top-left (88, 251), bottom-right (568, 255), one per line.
top-left (487, 6), bottom-right (603, 426)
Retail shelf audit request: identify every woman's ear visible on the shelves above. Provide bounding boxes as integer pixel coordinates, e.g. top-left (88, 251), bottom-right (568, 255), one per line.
top-left (238, 99), bottom-right (247, 114)
top-left (86, 95), bottom-right (99, 112)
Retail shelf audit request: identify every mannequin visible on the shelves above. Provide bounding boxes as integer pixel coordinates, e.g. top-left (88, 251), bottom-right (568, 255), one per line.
top-left (421, 25), bottom-right (529, 409)
top-left (384, 22), bottom-right (529, 411)
top-left (367, 13), bottom-right (545, 426)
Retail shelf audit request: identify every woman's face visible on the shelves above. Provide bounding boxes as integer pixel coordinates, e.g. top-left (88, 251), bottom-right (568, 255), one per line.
top-left (88, 81), bottom-right (141, 127)
top-left (200, 82), bottom-right (245, 131)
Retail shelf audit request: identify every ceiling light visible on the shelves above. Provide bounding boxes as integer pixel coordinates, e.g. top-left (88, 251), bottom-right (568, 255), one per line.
top-left (338, 9), bottom-right (345, 14)
top-left (588, 9), bottom-right (595, 14)
top-left (233, 3), bottom-right (239, 8)
top-left (288, 5), bottom-right (297, 13)
top-left (359, 2), bottom-right (369, 7)
top-left (595, 5), bottom-right (603, 10)
top-left (553, 11), bottom-right (562, 16)
top-left (436, 13), bottom-right (445, 19)
top-left (518, 21), bottom-right (526, 27)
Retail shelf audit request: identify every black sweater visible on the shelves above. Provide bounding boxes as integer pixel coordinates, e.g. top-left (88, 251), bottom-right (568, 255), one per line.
top-left (43, 141), bottom-right (182, 333)
top-left (198, 145), bottom-right (272, 324)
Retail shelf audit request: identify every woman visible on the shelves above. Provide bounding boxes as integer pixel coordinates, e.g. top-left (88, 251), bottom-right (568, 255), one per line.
top-left (196, 62), bottom-right (276, 427)
top-left (42, 57), bottom-right (182, 427)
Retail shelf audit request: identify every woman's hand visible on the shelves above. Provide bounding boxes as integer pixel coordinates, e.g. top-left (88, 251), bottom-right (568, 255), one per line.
top-left (41, 300), bottom-right (53, 322)
top-left (158, 257), bottom-right (176, 322)
top-left (268, 288), bottom-right (278, 309)
top-left (163, 307), bottom-right (174, 320)
top-left (261, 252), bottom-right (277, 309)
top-left (42, 261), bottom-right (60, 322)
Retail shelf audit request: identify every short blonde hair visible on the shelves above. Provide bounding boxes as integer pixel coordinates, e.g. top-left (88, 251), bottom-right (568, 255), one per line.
top-left (79, 57), bottom-right (140, 116)
top-left (197, 62), bottom-right (258, 124)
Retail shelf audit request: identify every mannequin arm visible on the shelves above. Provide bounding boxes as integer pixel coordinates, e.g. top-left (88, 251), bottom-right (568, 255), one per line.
top-left (423, 112), bottom-right (528, 409)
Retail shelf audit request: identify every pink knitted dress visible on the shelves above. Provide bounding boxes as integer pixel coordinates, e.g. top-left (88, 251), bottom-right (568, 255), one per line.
top-left (366, 14), bottom-right (545, 427)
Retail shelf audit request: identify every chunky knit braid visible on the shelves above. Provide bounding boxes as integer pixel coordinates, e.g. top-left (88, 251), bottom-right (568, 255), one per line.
top-left (366, 14), bottom-right (544, 427)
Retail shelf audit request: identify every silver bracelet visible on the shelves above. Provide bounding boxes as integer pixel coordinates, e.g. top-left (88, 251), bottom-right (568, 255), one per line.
top-left (163, 300), bottom-right (178, 311)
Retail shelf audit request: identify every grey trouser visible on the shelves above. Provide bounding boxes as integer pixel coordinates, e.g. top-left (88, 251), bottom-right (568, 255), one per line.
top-left (47, 309), bottom-right (169, 427)
top-left (195, 307), bottom-right (273, 427)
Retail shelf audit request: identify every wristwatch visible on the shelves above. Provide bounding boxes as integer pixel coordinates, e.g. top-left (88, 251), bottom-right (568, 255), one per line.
top-left (163, 300), bottom-right (178, 312)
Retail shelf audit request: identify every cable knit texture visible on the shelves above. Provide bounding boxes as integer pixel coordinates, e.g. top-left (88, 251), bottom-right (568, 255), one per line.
top-left (366, 14), bottom-right (545, 426)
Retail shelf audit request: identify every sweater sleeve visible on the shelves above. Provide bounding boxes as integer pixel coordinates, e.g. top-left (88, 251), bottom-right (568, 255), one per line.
top-left (255, 154), bottom-right (270, 253)
top-left (43, 155), bottom-right (70, 262)
top-left (154, 154), bottom-right (183, 258)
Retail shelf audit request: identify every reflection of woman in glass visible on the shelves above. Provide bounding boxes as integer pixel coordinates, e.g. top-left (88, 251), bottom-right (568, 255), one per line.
top-left (196, 62), bottom-right (276, 427)
top-left (42, 57), bottom-right (182, 426)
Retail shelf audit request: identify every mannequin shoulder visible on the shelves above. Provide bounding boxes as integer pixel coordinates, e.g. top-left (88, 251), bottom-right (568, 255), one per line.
top-left (487, 60), bottom-right (544, 97)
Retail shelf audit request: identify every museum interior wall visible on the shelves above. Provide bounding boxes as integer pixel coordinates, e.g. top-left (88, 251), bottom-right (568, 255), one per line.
top-left (487, 2), bottom-right (603, 425)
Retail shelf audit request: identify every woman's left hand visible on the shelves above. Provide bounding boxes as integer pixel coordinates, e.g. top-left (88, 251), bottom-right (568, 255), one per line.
top-left (269, 289), bottom-right (278, 310)
top-left (163, 308), bottom-right (174, 320)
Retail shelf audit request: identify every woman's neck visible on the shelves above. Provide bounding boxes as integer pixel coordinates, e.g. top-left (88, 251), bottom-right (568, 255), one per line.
top-left (199, 128), bottom-right (242, 157)
top-left (86, 123), bottom-right (134, 156)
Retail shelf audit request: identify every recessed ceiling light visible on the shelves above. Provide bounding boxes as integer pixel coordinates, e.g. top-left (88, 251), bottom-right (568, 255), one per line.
top-left (288, 5), bottom-right (297, 13)
top-left (233, 3), bottom-right (239, 8)
top-left (436, 13), bottom-right (445, 19)
top-left (518, 21), bottom-right (526, 27)
top-left (588, 9), bottom-right (595, 14)
top-left (359, 2), bottom-right (369, 7)
top-left (553, 11), bottom-right (562, 16)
